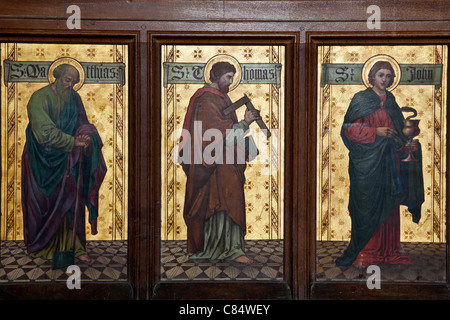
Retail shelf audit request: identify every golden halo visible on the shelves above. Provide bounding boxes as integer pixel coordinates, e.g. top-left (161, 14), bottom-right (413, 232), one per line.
top-left (47, 57), bottom-right (85, 91)
top-left (204, 54), bottom-right (242, 92)
top-left (362, 54), bottom-right (401, 91)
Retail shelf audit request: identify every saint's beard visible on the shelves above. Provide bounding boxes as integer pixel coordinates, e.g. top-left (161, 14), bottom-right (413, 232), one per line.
top-left (218, 82), bottom-right (230, 94)
top-left (55, 80), bottom-right (72, 103)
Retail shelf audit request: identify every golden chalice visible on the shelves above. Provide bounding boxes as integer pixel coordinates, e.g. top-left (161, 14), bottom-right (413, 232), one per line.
top-left (401, 107), bottom-right (420, 162)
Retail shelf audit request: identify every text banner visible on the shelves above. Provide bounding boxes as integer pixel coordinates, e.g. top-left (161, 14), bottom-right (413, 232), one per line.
top-left (3, 60), bottom-right (126, 86)
top-left (163, 62), bottom-right (282, 88)
top-left (321, 63), bottom-right (443, 87)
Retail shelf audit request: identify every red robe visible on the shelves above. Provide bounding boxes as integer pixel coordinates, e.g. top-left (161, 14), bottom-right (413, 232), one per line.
top-left (343, 95), bottom-right (413, 266)
top-left (180, 87), bottom-right (247, 254)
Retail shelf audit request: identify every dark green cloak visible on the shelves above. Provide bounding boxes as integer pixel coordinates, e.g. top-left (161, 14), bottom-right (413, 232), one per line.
top-left (22, 87), bottom-right (107, 253)
top-left (335, 88), bottom-right (424, 267)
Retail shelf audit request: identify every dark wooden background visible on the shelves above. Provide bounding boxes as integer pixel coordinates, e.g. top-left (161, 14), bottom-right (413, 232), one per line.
top-left (0, 0), bottom-right (448, 300)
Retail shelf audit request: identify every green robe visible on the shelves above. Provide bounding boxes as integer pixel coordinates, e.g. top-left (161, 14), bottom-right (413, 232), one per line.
top-left (335, 88), bottom-right (424, 267)
top-left (22, 84), bottom-right (107, 259)
top-left (26, 85), bottom-right (77, 197)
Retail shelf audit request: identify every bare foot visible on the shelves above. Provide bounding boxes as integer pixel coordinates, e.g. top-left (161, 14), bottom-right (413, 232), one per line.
top-left (78, 254), bottom-right (91, 263)
top-left (235, 255), bottom-right (253, 264)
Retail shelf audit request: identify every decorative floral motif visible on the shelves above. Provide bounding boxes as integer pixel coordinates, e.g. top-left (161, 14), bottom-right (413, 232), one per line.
top-left (0, 43), bottom-right (129, 241)
top-left (317, 45), bottom-right (447, 243)
top-left (161, 45), bottom-right (285, 241)
top-left (243, 48), bottom-right (253, 60)
top-left (193, 48), bottom-right (202, 60)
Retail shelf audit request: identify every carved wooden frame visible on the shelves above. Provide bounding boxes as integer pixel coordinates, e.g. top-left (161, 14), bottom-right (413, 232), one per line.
top-left (0, 30), bottom-right (139, 300)
top-left (0, 20), bottom-right (447, 303)
top-left (148, 31), bottom-right (299, 300)
top-left (305, 31), bottom-right (450, 299)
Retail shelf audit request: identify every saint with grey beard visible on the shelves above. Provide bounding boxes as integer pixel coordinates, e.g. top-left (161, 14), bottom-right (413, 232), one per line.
top-left (21, 63), bottom-right (107, 264)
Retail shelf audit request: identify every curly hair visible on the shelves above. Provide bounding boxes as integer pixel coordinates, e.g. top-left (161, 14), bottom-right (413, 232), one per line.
top-left (209, 61), bottom-right (236, 83)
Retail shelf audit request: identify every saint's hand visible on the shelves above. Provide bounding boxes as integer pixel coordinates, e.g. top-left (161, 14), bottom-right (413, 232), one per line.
top-left (244, 109), bottom-right (261, 125)
top-left (74, 134), bottom-right (92, 148)
top-left (376, 127), bottom-right (397, 137)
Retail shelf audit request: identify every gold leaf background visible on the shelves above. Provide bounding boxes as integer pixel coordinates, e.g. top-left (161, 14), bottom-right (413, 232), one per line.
top-left (1, 43), bottom-right (128, 241)
top-left (316, 45), bottom-right (448, 243)
top-left (161, 45), bottom-right (285, 240)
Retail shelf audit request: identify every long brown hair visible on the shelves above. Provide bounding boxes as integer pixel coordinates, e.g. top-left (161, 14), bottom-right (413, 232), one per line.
top-left (368, 61), bottom-right (396, 88)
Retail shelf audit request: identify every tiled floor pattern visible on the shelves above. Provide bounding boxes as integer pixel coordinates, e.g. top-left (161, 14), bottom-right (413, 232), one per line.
top-left (161, 239), bottom-right (284, 281)
top-left (316, 241), bottom-right (446, 283)
top-left (2, 240), bottom-right (444, 284)
top-left (0, 240), bottom-right (127, 283)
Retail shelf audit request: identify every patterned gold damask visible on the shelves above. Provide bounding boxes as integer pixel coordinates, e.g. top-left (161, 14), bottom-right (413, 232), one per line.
top-left (316, 45), bottom-right (448, 243)
top-left (161, 45), bottom-right (285, 240)
top-left (0, 43), bottom-right (128, 241)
